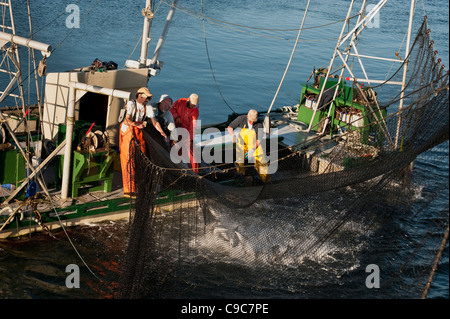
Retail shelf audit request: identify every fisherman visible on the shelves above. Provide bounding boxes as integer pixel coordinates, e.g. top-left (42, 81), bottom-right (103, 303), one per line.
top-left (170, 93), bottom-right (200, 173)
top-left (227, 109), bottom-right (270, 183)
top-left (119, 87), bottom-right (167, 197)
top-left (148, 94), bottom-right (177, 150)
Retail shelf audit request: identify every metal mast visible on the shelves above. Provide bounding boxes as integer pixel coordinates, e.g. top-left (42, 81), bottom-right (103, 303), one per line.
top-left (0, 0), bottom-right (52, 200)
top-left (139, 0), bottom-right (154, 68)
top-left (126, 0), bottom-right (179, 77)
top-left (304, 0), bottom-right (418, 149)
top-left (150, 0), bottom-right (179, 69)
top-left (395, 0), bottom-right (416, 149)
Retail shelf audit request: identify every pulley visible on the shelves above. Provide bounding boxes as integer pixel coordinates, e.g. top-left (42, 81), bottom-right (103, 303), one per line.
top-left (0, 206), bottom-right (13, 216)
top-left (78, 131), bottom-right (98, 152)
top-left (94, 130), bottom-right (108, 149)
top-left (38, 57), bottom-right (47, 77)
top-left (142, 7), bottom-right (154, 19)
top-left (77, 130), bottom-right (109, 152)
top-left (0, 206), bottom-right (24, 230)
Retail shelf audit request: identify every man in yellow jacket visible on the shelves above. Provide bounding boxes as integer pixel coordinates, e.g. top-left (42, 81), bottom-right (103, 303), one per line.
top-left (227, 109), bottom-right (270, 183)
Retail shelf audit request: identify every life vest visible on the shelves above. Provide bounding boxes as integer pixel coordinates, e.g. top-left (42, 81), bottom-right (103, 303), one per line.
top-left (236, 127), bottom-right (270, 183)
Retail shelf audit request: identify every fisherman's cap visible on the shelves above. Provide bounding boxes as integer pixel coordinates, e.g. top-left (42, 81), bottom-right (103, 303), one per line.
top-left (189, 93), bottom-right (199, 106)
top-left (159, 94), bottom-right (172, 103)
top-left (248, 109), bottom-right (258, 122)
top-left (137, 87), bottom-right (153, 98)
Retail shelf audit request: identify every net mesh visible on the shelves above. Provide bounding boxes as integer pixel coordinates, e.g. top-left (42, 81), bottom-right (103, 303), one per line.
top-left (117, 18), bottom-right (449, 299)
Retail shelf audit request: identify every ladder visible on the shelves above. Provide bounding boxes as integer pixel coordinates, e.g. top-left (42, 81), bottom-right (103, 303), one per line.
top-left (0, 0), bottom-right (25, 105)
top-left (0, 0), bottom-right (51, 128)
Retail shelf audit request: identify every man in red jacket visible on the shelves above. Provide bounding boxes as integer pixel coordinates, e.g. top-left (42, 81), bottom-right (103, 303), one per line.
top-left (170, 93), bottom-right (200, 173)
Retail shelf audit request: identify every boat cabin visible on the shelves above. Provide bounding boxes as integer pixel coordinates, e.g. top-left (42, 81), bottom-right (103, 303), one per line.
top-left (42, 67), bottom-right (150, 147)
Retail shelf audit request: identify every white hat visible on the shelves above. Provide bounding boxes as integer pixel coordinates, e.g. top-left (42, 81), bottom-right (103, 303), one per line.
top-left (248, 109), bottom-right (258, 122)
top-left (136, 87), bottom-right (152, 98)
top-left (159, 94), bottom-right (172, 103)
top-left (189, 93), bottom-right (199, 106)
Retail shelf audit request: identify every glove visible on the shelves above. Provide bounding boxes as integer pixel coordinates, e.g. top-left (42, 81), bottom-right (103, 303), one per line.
top-left (245, 149), bottom-right (255, 159)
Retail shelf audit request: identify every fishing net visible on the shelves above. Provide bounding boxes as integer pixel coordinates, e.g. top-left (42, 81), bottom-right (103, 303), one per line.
top-left (117, 18), bottom-right (449, 299)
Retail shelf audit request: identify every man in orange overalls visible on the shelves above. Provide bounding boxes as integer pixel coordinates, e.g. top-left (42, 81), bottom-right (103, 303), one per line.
top-left (119, 87), bottom-right (167, 197)
top-left (170, 93), bottom-right (200, 173)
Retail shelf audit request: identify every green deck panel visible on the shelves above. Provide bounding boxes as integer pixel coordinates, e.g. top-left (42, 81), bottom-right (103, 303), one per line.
top-left (298, 81), bottom-right (387, 146)
top-left (0, 149), bottom-right (26, 187)
top-left (71, 149), bottom-right (115, 197)
top-left (0, 189), bottom-right (197, 233)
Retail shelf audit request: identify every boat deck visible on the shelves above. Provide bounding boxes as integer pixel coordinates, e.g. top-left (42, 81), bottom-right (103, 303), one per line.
top-left (1, 167), bottom-right (197, 239)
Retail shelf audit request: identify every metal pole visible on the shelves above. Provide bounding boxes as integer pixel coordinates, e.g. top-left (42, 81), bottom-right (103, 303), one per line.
top-left (150, 0), bottom-right (179, 67)
top-left (3, 140), bottom-right (66, 205)
top-left (306, 0), bottom-right (356, 132)
top-left (139, 0), bottom-right (153, 67)
top-left (0, 110), bottom-right (48, 200)
top-left (0, 32), bottom-right (52, 55)
top-left (264, 0), bottom-right (312, 128)
top-left (319, 0), bottom-right (367, 135)
top-left (395, 0), bottom-right (416, 149)
top-left (60, 85), bottom-right (76, 199)
top-left (337, 0), bottom-right (388, 47)
top-left (61, 83), bottom-right (131, 199)
top-left (27, 0), bottom-right (44, 136)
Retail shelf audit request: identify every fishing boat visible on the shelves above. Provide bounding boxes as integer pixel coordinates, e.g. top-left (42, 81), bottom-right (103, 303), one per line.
top-left (1, 0), bottom-right (448, 243)
top-left (0, 0), bottom-right (198, 239)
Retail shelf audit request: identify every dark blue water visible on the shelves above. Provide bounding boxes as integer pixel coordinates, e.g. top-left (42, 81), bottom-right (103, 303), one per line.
top-left (1, 0), bottom-right (448, 301)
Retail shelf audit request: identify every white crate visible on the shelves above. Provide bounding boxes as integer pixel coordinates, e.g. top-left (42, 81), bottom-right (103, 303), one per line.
top-left (352, 113), bottom-right (364, 127)
top-left (305, 96), bottom-right (317, 109)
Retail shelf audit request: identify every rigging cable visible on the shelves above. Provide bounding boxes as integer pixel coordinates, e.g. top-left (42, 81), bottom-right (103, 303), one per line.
top-left (204, 19), bottom-right (340, 42)
top-left (161, 0), bottom-right (354, 41)
top-left (1, 0), bottom-right (101, 281)
top-left (200, 0), bottom-right (235, 114)
top-left (162, 0), bottom-right (359, 33)
top-left (30, 0), bottom-right (83, 38)
top-left (47, 192), bottom-right (102, 281)
top-left (264, 0), bottom-right (312, 121)
top-left (4, 0), bottom-right (103, 99)
top-left (51, 0), bottom-right (103, 53)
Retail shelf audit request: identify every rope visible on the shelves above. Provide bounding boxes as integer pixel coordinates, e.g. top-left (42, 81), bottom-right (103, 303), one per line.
top-left (30, 0), bottom-right (83, 37)
top-left (161, 0), bottom-right (359, 33)
top-left (421, 223), bottom-right (449, 297)
top-left (51, 0), bottom-right (103, 53)
top-left (45, 188), bottom-right (102, 281)
top-left (265, 0), bottom-right (312, 120)
top-left (3, 0), bottom-right (103, 102)
top-left (200, 0), bottom-right (235, 114)
top-left (124, 35), bottom-right (143, 66)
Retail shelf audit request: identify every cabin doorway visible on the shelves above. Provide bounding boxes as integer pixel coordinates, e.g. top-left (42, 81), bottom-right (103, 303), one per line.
top-left (78, 92), bottom-right (108, 130)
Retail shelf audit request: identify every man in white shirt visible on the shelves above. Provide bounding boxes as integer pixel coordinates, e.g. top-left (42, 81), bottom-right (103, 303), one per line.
top-left (119, 87), bottom-right (166, 197)
top-left (150, 94), bottom-right (177, 148)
